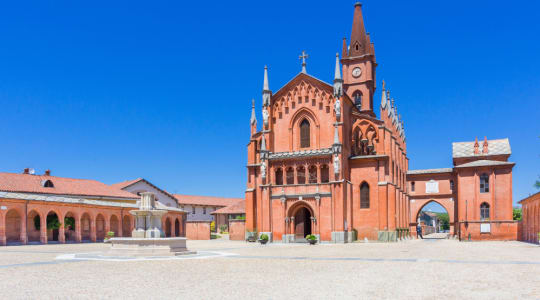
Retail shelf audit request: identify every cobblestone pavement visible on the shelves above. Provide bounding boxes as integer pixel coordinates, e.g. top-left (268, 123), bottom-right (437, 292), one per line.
top-left (0, 238), bottom-right (539, 299)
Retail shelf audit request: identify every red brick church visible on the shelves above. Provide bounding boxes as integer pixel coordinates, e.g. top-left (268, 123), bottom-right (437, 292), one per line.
top-left (245, 3), bottom-right (517, 242)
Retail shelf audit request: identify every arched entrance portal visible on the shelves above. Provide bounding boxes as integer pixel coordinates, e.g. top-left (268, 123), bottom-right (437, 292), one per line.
top-left (294, 207), bottom-right (312, 240)
top-left (415, 201), bottom-right (451, 239)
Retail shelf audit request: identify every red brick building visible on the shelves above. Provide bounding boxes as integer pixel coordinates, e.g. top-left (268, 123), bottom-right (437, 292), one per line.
top-left (245, 3), bottom-right (517, 242)
top-left (246, 3), bottom-right (410, 242)
top-left (408, 138), bottom-right (517, 240)
top-left (520, 191), bottom-right (540, 243)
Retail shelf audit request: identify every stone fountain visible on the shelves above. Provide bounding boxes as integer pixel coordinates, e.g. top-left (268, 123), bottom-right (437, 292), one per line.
top-left (107, 192), bottom-right (195, 256)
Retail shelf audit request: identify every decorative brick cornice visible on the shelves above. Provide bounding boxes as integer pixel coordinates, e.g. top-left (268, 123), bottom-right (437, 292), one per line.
top-left (268, 148), bottom-right (333, 160)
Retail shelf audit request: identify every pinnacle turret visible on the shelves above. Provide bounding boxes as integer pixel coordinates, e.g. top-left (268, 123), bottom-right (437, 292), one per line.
top-left (250, 99), bottom-right (256, 125)
top-left (333, 53), bottom-right (343, 98)
top-left (262, 66), bottom-right (271, 107)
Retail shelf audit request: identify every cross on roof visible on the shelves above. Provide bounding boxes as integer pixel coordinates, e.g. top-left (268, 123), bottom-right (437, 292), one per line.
top-left (299, 50), bottom-right (309, 74)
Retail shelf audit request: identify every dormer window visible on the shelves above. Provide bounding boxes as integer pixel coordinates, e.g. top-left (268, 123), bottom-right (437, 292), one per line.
top-left (42, 180), bottom-right (54, 188)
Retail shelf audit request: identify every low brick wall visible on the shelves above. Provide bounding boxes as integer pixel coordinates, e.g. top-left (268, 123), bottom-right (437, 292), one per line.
top-left (186, 221), bottom-right (211, 240)
top-left (458, 221), bottom-right (518, 241)
top-left (228, 220), bottom-right (245, 241)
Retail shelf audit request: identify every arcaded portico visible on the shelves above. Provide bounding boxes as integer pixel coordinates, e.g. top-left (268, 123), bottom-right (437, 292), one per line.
top-left (0, 171), bottom-right (186, 246)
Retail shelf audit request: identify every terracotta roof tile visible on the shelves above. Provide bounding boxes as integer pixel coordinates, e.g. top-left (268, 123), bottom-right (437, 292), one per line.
top-left (0, 172), bottom-right (138, 199)
top-left (174, 194), bottom-right (243, 207)
top-left (109, 178), bottom-right (143, 190)
top-left (211, 200), bottom-right (245, 215)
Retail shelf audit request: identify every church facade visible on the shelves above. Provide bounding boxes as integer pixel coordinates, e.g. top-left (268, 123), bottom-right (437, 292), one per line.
top-left (245, 3), bottom-right (517, 242)
top-left (246, 3), bottom-right (410, 243)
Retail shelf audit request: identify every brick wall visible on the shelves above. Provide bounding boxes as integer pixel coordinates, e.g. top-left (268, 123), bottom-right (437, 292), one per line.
top-left (186, 221), bottom-right (211, 240)
top-left (228, 220), bottom-right (245, 241)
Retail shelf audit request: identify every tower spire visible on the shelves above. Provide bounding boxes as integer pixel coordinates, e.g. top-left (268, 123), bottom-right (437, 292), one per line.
top-left (348, 2), bottom-right (371, 57)
top-left (262, 66), bottom-right (271, 107)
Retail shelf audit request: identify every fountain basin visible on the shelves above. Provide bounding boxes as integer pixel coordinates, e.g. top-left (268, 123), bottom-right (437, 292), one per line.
top-left (107, 237), bottom-right (196, 257)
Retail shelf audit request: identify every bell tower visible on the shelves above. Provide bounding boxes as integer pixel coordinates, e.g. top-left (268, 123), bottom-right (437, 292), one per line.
top-left (341, 2), bottom-right (376, 116)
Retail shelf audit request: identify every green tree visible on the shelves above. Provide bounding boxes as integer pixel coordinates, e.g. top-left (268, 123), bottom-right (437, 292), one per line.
top-left (535, 175), bottom-right (540, 189)
top-left (513, 207), bottom-right (522, 221)
top-left (436, 213), bottom-right (450, 230)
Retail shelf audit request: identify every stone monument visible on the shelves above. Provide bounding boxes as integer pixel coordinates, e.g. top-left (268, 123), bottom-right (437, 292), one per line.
top-left (107, 192), bottom-right (195, 256)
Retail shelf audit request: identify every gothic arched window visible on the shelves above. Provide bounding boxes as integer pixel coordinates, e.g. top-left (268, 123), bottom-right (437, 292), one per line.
top-left (297, 166), bottom-right (306, 184)
top-left (353, 91), bottom-right (362, 108)
top-left (275, 168), bottom-right (283, 185)
top-left (360, 182), bottom-right (370, 209)
top-left (480, 202), bottom-right (490, 220)
top-left (308, 166), bottom-right (317, 184)
top-left (480, 173), bottom-right (489, 193)
top-left (300, 119), bottom-right (310, 148)
top-left (286, 168), bottom-right (294, 185)
top-left (320, 165), bottom-right (329, 183)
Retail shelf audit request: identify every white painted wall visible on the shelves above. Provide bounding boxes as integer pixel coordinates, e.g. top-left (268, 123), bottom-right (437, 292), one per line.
top-left (179, 204), bottom-right (219, 221)
top-left (120, 181), bottom-right (179, 208)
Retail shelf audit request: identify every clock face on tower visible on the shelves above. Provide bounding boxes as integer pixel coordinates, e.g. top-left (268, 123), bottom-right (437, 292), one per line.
top-left (352, 67), bottom-right (362, 78)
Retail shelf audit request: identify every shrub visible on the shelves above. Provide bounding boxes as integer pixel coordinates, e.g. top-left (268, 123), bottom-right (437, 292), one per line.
top-left (235, 215), bottom-right (246, 220)
top-left (210, 221), bottom-right (216, 232)
top-left (219, 224), bottom-right (228, 233)
top-left (259, 233), bottom-right (269, 241)
top-left (305, 234), bottom-right (317, 241)
top-left (246, 229), bottom-right (258, 242)
top-left (104, 231), bottom-right (115, 240)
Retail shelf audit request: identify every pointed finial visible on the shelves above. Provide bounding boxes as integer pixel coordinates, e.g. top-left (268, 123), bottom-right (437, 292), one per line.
top-left (250, 99), bottom-right (256, 125)
top-left (261, 134), bottom-right (266, 151)
top-left (262, 66), bottom-right (271, 107)
top-left (333, 53), bottom-right (343, 98)
top-left (334, 53), bottom-right (342, 80)
top-left (263, 65), bottom-right (269, 91)
top-left (342, 37), bottom-right (348, 57)
top-left (334, 125), bottom-right (340, 144)
top-left (382, 80), bottom-right (386, 91)
top-left (299, 50), bottom-right (309, 74)
top-left (381, 81), bottom-right (388, 110)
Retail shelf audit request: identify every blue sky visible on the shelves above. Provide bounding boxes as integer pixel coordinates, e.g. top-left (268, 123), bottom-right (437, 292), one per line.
top-left (0, 1), bottom-right (539, 207)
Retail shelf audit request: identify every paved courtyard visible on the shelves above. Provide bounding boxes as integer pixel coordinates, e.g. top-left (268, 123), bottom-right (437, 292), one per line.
top-left (0, 238), bottom-right (539, 299)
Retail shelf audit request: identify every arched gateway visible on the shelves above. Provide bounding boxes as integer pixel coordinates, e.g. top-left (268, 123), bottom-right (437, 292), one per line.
top-left (410, 199), bottom-right (455, 236)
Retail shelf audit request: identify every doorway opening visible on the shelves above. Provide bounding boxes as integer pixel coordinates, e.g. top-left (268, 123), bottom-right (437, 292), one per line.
top-left (294, 207), bottom-right (312, 241)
